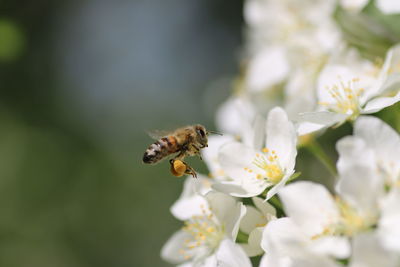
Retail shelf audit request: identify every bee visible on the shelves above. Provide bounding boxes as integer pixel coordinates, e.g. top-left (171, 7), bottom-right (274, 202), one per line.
top-left (143, 124), bottom-right (216, 178)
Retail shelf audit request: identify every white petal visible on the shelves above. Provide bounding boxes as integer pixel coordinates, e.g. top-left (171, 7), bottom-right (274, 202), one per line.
top-left (336, 136), bottom-right (383, 215)
top-left (249, 226), bottom-right (264, 251)
top-left (240, 206), bottom-right (265, 234)
top-left (250, 115), bottom-right (266, 151)
top-left (296, 121), bottom-right (326, 136)
top-left (279, 181), bottom-right (340, 237)
top-left (246, 47), bottom-right (289, 92)
top-left (350, 232), bottom-right (398, 267)
top-left (161, 230), bottom-right (192, 264)
top-left (241, 226), bottom-right (264, 257)
top-left (214, 239), bottom-right (252, 267)
top-left (308, 236), bottom-right (350, 259)
top-left (261, 218), bottom-right (307, 258)
top-left (378, 189), bottom-right (400, 252)
top-left (266, 107), bottom-right (297, 171)
top-left (201, 135), bottom-right (235, 179)
top-left (253, 196), bottom-right (276, 217)
top-left (376, 0), bottom-right (400, 14)
top-left (206, 191), bottom-right (246, 240)
top-left (212, 180), bottom-right (268, 197)
top-left (215, 97), bottom-right (255, 137)
top-left (354, 116), bottom-right (400, 184)
top-left (171, 176), bottom-right (212, 220)
top-left (298, 111), bottom-right (347, 126)
top-left (362, 91), bottom-right (400, 114)
top-left (218, 142), bottom-right (256, 181)
top-left (340, 0), bottom-right (369, 12)
top-left (259, 253), bottom-right (292, 267)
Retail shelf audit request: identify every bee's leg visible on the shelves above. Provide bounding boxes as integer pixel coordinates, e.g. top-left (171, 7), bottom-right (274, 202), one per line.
top-left (190, 145), bottom-right (203, 161)
top-left (183, 162), bottom-right (197, 178)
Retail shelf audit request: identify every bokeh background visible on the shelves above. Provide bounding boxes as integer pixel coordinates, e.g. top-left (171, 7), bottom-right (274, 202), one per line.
top-left (0, 0), bottom-right (243, 266)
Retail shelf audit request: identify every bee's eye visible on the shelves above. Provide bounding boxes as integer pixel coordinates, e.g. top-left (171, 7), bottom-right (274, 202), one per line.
top-left (197, 128), bottom-right (206, 138)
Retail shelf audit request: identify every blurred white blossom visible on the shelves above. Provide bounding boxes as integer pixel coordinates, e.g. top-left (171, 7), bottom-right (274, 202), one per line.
top-left (161, 191), bottom-right (249, 266)
top-left (240, 197), bottom-right (276, 257)
top-left (160, 0), bottom-right (400, 265)
top-left (298, 45), bottom-right (400, 135)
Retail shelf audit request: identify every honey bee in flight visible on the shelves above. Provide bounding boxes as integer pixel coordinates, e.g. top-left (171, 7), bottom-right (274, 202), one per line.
top-left (143, 124), bottom-right (219, 178)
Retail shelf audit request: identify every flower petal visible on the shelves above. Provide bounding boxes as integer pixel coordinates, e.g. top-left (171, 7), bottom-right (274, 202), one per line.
top-left (340, 0), bottom-right (369, 12)
top-left (261, 218), bottom-right (308, 258)
top-left (202, 135), bottom-right (235, 179)
top-left (218, 142), bottom-right (256, 181)
top-left (350, 232), bottom-right (398, 267)
top-left (279, 181), bottom-right (340, 237)
top-left (212, 180), bottom-right (268, 197)
top-left (266, 107), bottom-right (297, 171)
top-left (362, 91), bottom-right (400, 114)
top-left (214, 239), bottom-right (252, 267)
top-left (241, 226), bottom-right (264, 257)
top-left (171, 176), bottom-right (212, 220)
top-left (336, 136), bottom-right (383, 215)
top-left (161, 230), bottom-right (193, 264)
top-left (253, 196), bottom-right (276, 217)
top-left (246, 47), bottom-right (289, 92)
top-left (308, 236), bottom-right (350, 259)
top-left (354, 116), bottom-right (400, 184)
top-left (240, 205), bottom-right (265, 234)
top-left (378, 189), bottom-right (400, 253)
top-left (376, 0), bottom-right (400, 14)
top-left (206, 191), bottom-right (246, 240)
top-left (215, 97), bottom-right (255, 137)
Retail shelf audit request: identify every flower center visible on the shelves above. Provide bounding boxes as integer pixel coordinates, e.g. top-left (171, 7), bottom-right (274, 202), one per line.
top-left (245, 148), bottom-right (284, 184)
top-left (179, 205), bottom-right (224, 260)
top-left (311, 197), bottom-right (377, 240)
top-left (319, 77), bottom-right (364, 118)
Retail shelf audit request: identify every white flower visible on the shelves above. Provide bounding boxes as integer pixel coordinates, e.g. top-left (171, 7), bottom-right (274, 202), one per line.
top-left (351, 116), bottom-right (400, 186)
top-left (376, 0), bottom-right (400, 14)
top-left (377, 188), bottom-right (400, 253)
top-left (278, 179), bottom-right (380, 244)
top-left (171, 175), bottom-right (213, 221)
top-left (340, 0), bottom-right (369, 13)
top-left (349, 232), bottom-right (400, 267)
top-left (245, 46), bottom-right (289, 92)
top-left (298, 45), bottom-right (400, 135)
top-left (202, 135), bottom-right (236, 180)
top-left (161, 191), bottom-right (249, 267)
top-left (215, 107), bottom-right (297, 200)
top-left (335, 132), bottom-right (385, 224)
top-left (260, 217), bottom-right (347, 267)
top-left (243, 0), bottom-right (341, 117)
top-left (239, 197), bottom-right (276, 256)
top-left (215, 96), bottom-right (256, 138)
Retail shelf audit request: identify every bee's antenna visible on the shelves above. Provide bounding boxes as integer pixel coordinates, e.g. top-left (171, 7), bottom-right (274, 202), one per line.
top-left (207, 130), bottom-right (223, 136)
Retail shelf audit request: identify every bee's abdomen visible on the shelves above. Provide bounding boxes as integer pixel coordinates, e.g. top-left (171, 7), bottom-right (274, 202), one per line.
top-left (143, 136), bottom-right (179, 164)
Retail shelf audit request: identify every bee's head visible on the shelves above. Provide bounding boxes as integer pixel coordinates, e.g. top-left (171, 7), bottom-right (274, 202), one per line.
top-left (194, 124), bottom-right (208, 148)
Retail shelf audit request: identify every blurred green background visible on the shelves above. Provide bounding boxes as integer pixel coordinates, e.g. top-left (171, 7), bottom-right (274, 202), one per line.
top-left (0, 0), bottom-right (243, 266)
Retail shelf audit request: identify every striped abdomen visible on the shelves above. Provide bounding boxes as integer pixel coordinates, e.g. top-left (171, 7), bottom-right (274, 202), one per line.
top-left (143, 136), bottom-right (180, 164)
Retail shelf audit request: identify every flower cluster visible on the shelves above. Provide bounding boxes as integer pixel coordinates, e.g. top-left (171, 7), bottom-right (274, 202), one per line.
top-left (161, 0), bottom-right (400, 266)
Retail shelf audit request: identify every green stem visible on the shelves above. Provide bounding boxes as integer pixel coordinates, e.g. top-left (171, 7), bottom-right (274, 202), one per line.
top-left (306, 139), bottom-right (337, 177)
top-left (236, 231), bottom-right (249, 243)
top-left (268, 195), bottom-right (284, 215)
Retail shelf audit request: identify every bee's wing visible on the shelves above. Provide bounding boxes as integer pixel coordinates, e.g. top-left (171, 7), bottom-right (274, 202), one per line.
top-left (147, 129), bottom-right (174, 140)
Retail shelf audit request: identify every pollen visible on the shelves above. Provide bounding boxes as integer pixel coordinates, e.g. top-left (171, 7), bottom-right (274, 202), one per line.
top-left (251, 147), bottom-right (284, 184)
top-left (179, 206), bottom-right (224, 259)
top-left (319, 76), bottom-right (363, 118)
top-left (170, 160), bottom-right (187, 177)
